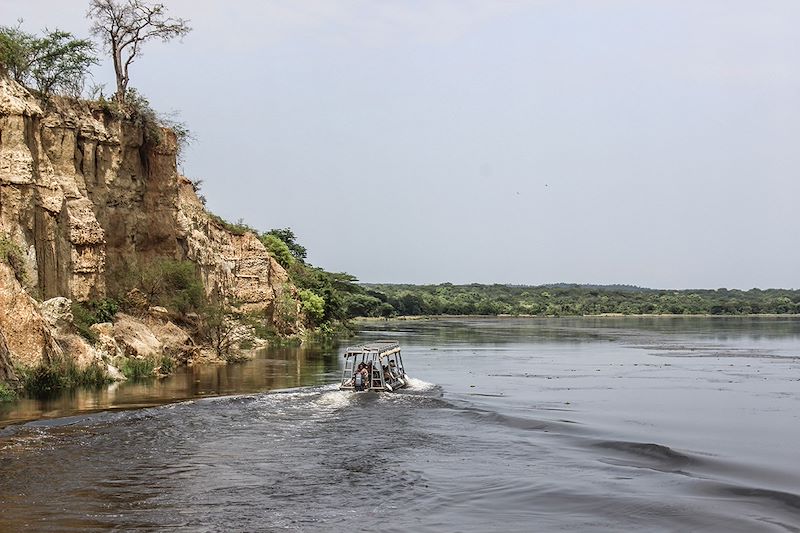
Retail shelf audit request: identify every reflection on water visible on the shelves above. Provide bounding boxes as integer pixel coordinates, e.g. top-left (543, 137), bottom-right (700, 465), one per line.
top-left (0, 343), bottom-right (341, 428)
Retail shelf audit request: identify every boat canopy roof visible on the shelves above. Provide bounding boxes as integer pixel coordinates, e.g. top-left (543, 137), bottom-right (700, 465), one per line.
top-left (343, 341), bottom-right (400, 358)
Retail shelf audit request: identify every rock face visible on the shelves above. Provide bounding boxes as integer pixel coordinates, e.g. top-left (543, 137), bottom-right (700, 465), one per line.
top-left (0, 261), bottom-right (63, 368)
top-left (0, 78), bottom-right (301, 378)
top-left (0, 330), bottom-right (19, 387)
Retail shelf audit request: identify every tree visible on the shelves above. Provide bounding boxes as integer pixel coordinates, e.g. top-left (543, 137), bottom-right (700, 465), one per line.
top-left (298, 289), bottom-right (325, 326)
top-left (203, 303), bottom-right (237, 359)
top-left (260, 233), bottom-right (295, 269)
top-left (87, 0), bottom-right (190, 102)
top-left (0, 24), bottom-right (97, 96)
top-left (266, 228), bottom-right (307, 262)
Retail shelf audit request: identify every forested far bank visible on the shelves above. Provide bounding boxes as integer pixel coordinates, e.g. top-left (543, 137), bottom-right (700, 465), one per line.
top-left (346, 284), bottom-right (800, 317)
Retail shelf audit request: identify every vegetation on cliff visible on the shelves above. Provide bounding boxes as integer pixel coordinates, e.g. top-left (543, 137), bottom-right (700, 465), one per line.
top-left (0, 23), bottom-right (97, 97)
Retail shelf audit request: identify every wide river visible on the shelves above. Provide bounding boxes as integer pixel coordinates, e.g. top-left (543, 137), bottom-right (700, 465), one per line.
top-left (1, 317), bottom-right (799, 532)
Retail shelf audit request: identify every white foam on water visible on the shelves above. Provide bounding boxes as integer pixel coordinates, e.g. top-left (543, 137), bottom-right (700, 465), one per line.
top-left (404, 376), bottom-right (437, 391)
top-left (312, 389), bottom-right (353, 410)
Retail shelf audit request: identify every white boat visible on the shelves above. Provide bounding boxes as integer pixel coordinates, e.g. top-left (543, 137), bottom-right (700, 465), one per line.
top-left (339, 341), bottom-right (408, 392)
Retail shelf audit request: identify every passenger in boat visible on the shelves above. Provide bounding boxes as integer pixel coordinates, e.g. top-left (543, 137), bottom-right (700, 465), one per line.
top-left (354, 363), bottom-right (367, 391)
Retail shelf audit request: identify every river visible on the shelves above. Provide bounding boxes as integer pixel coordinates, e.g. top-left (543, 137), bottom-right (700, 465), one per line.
top-left (1, 317), bottom-right (799, 532)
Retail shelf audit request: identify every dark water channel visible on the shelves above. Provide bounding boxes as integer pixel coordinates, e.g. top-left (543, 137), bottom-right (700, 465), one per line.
top-left (1, 317), bottom-right (799, 532)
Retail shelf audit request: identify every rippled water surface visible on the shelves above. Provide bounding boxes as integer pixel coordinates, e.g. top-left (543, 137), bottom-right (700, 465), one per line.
top-left (1, 317), bottom-right (799, 532)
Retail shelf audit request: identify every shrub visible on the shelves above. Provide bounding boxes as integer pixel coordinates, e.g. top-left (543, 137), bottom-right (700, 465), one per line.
top-left (125, 87), bottom-right (162, 145)
top-left (264, 228), bottom-right (306, 262)
top-left (130, 259), bottom-right (205, 316)
top-left (22, 358), bottom-right (111, 396)
top-left (157, 354), bottom-right (174, 375)
top-left (119, 358), bottom-right (156, 380)
top-left (0, 382), bottom-right (16, 402)
top-left (72, 298), bottom-right (118, 342)
top-left (208, 213), bottom-right (257, 236)
top-left (299, 289), bottom-right (325, 326)
top-left (260, 233), bottom-right (294, 269)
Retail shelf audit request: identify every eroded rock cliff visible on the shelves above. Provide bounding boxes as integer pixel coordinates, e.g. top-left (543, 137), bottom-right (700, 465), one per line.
top-left (0, 78), bottom-right (300, 381)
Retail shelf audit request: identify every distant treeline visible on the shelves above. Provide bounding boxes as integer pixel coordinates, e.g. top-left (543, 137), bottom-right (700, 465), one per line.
top-left (341, 284), bottom-right (800, 317)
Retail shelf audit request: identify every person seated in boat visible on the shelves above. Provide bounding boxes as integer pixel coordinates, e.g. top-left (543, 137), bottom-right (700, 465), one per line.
top-left (353, 363), bottom-right (367, 391)
top-left (383, 365), bottom-right (392, 383)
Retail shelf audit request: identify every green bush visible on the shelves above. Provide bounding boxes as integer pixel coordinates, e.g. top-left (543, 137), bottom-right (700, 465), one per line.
top-left (299, 289), bottom-right (325, 325)
top-left (129, 259), bottom-right (205, 316)
top-left (208, 214), bottom-right (257, 236)
top-left (0, 382), bottom-right (16, 402)
top-left (119, 358), bottom-right (156, 380)
top-left (22, 358), bottom-right (111, 396)
top-left (264, 228), bottom-right (306, 262)
top-left (72, 299), bottom-right (118, 342)
top-left (157, 355), bottom-right (174, 375)
top-left (0, 24), bottom-right (97, 96)
top-left (260, 233), bottom-right (294, 268)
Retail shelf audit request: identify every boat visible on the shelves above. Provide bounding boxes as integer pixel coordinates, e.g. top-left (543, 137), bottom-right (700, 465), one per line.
top-left (339, 341), bottom-right (408, 392)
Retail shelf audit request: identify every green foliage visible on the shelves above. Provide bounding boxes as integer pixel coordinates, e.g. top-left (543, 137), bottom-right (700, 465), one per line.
top-left (124, 87), bottom-right (163, 145)
top-left (299, 289), bottom-right (325, 326)
top-left (201, 302), bottom-right (234, 357)
top-left (129, 259), bottom-right (205, 315)
top-left (265, 228), bottom-right (307, 262)
top-left (208, 213), bottom-right (257, 236)
top-left (157, 354), bottom-right (174, 375)
top-left (72, 299), bottom-right (119, 342)
top-left (159, 261), bottom-right (205, 315)
top-left (0, 382), bottom-right (16, 402)
top-left (360, 284), bottom-right (800, 317)
top-left (119, 358), bottom-right (156, 380)
top-left (260, 233), bottom-right (294, 269)
top-left (22, 358), bottom-right (111, 395)
top-left (0, 23), bottom-right (97, 96)
top-left (0, 235), bottom-right (27, 285)
top-left (273, 287), bottom-right (300, 327)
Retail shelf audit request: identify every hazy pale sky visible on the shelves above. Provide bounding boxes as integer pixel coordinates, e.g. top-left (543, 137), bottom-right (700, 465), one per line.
top-left (4, 0), bottom-right (799, 289)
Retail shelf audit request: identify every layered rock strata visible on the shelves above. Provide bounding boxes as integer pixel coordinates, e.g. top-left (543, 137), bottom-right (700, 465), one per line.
top-left (0, 78), bottom-right (300, 380)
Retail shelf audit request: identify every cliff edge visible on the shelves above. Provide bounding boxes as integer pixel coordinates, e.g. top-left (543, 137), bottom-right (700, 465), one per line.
top-left (0, 78), bottom-right (301, 385)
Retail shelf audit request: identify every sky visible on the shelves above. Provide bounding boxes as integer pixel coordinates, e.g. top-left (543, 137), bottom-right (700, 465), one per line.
top-left (3, 0), bottom-right (799, 289)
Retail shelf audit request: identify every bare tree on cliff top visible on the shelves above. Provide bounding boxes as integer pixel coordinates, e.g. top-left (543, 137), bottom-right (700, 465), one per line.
top-left (87, 0), bottom-right (190, 102)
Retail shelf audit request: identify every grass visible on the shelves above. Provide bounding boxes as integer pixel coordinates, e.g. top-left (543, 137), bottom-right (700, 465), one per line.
top-left (208, 213), bottom-right (256, 236)
top-left (0, 382), bottom-right (16, 402)
top-left (21, 358), bottom-right (111, 396)
top-left (119, 358), bottom-right (156, 380)
top-left (157, 355), bottom-right (174, 375)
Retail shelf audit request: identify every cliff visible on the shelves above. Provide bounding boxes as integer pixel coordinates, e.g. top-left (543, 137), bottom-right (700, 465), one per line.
top-left (0, 78), bottom-right (300, 383)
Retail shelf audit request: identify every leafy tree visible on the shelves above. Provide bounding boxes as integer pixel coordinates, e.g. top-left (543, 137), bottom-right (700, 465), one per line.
top-left (260, 233), bottom-right (294, 269)
top-left (298, 289), bottom-right (325, 326)
top-left (0, 24), bottom-right (97, 96)
top-left (266, 228), bottom-right (307, 262)
top-left (87, 0), bottom-right (191, 101)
